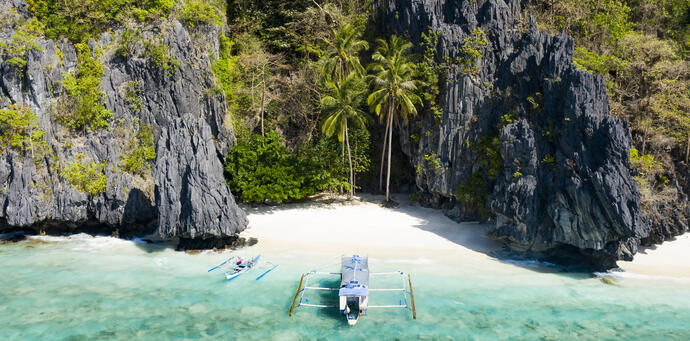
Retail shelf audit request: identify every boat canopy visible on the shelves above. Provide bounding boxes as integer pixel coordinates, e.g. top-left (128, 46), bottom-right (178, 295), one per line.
top-left (339, 255), bottom-right (369, 297)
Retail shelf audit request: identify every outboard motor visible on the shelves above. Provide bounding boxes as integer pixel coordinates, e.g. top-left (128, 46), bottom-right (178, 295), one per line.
top-left (345, 296), bottom-right (360, 326)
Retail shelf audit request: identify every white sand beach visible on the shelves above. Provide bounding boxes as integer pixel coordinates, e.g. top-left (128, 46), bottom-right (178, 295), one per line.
top-left (239, 194), bottom-right (502, 264)
top-left (240, 193), bottom-right (690, 280)
top-left (617, 233), bottom-right (690, 279)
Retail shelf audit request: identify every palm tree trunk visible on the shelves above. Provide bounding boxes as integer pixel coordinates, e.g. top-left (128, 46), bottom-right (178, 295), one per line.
top-left (353, 137), bottom-right (357, 191)
top-left (345, 120), bottom-right (354, 198)
top-left (685, 133), bottom-right (689, 164)
top-left (386, 103), bottom-right (394, 202)
top-left (260, 64), bottom-right (266, 136)
top-left (379, 105), bottom-right (391, 192)
top-left (340, 127), bottom-right (345, 194)
top-left (250, 73), bottom-right (255, 110)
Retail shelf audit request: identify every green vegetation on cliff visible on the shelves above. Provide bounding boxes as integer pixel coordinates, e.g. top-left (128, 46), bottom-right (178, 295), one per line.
top-left (120, 123), bottom-right (156, 176)
top-left (179, 0), bottom-right (224, 28)
top-left (27, 0), bottom-right (174, 42)
top-left (456, 134), bottom-right (503, 219)
top-left (143, 39), bottom-right (180, 77)
top-left (0, 16), bottom-right (44, 72)
top-left (0, 105), bottom-right (50, 162)
top-left (530, 0), bottom-right (689, 222)
top-left (58, 43), bottom-right (113, 133)
top-left (27, 0), bottom-right (223, 43)
top-left (61, 154), bottom-right (108, 195)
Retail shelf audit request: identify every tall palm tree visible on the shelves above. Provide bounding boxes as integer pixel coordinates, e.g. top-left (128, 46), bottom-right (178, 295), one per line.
top-left (322, 23), bottom-right (369, 83)
top-left (321, 22), bottom-right (369, 194)
top-left (367, 35), bottom-right (422, 203)
top-left (322, 75), bottom-right (370, 197)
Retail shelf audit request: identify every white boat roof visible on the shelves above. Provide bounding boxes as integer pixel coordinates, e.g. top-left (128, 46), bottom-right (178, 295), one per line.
top-left (339, 255), bottom-right (369, 297)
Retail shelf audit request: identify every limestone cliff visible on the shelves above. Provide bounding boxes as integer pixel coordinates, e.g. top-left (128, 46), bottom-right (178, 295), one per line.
top-left (383, 0), bottom-right (649, 268)
top-left (0, 1), bottom-right (247, 243)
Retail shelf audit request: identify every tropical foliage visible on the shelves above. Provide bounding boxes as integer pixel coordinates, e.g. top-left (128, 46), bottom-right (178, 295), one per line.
top-left (0, 105), bottom-right (50, 161)
top-left (318, 22), bottom-right (372, 197)
top-left (120, 123), bottom-right (156, 176)
top-left (26, 0), bottom-right (224, 43)
top-left (321, 75), bottom-right (370, 197)
top-left (321, 23), bottom-right (369, 82)
top-left (58, 43), bottom-right (113, 133)
top-left (61, 154), bottom-right (108, 196)
top-left (225, 130), bottom-right (346, 203)
top-left (27, 0), bottom-right (174, 42)
top-left (367, 35), bottom-right (423, 202)
top-left (219, 1), bottom-right (375, 203)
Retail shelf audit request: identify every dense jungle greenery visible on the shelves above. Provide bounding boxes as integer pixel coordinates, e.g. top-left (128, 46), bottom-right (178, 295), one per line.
top-left (216, 0), bottom-right (422, 203)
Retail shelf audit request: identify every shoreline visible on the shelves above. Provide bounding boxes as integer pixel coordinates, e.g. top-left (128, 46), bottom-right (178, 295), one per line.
top-left (240, 193), bottom-right (690, 281)
top-left (3, 193), bottom-right (689, 281)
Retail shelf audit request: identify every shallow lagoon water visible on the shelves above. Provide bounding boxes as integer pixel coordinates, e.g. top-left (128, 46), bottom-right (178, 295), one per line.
top-left (1, 233), bottom-right (689, 340)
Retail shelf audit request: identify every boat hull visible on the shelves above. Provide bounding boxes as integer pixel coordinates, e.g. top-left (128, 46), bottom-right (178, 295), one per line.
top-left (346, 313), bottom-right (359, 326)
top-left (225, 271), bottom-right (244, 281)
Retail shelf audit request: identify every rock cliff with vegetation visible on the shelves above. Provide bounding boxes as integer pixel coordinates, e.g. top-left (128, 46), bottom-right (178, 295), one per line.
top-left (0, 0), bottom-right (247, 245)
top-left (383, 0), bottom-right (687, 267)
top-left (0, 0), bottom-right (687, 266)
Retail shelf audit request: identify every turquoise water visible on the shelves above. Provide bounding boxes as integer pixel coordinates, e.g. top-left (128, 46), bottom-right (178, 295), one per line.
top-left (1, 234), bottom-right (689, 340)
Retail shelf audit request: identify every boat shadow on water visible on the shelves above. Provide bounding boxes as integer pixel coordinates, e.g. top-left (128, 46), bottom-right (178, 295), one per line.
top-left (288, 276), bottom-right (343, 321)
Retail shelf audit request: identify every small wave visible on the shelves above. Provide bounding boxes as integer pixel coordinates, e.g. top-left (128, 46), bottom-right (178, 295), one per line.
top-left (28, 233), bottom-right (92, 243)
top-left (595, 271), bottom-right (690, 284)
top-left (70, 235), bottom-right (134, 251)
top-left (27, 234), bottom-right (149, 251)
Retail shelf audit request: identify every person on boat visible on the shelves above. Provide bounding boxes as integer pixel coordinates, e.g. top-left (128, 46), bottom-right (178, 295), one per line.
top-left (236, 257), bottom-right (243, 266)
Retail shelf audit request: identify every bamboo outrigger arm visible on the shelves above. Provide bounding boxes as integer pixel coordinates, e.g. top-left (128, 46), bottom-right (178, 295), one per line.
top-left (288, 273), bottom-right (305, 317)
top-left (408, 274), bottom-right (417, 319)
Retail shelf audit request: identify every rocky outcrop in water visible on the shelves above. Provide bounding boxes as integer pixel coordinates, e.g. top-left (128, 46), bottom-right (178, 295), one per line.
top-left (383, 0), bottom-right (649, 268)
top-left (0, 1), bottom-right (247, 243)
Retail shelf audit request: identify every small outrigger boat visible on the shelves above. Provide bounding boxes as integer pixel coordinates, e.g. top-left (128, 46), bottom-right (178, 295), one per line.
top-left (225, 255), bottom-right (260, 280)
top-left (288, 255), bottom-right (416, 326)
top-left (208, 255), bottom-right (278, 281)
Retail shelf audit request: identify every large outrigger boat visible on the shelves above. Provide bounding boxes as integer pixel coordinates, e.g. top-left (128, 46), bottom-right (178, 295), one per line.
top-left (288, 255), bottom-right (416, 326)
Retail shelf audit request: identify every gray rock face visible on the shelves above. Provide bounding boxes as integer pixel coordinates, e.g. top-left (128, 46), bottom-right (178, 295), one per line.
top-left (384, 0), bottom-right (648, 267)
top-left (155, 116), bottom-right (246, 239)
top-left (0, 2), bottom-right (247, 240)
